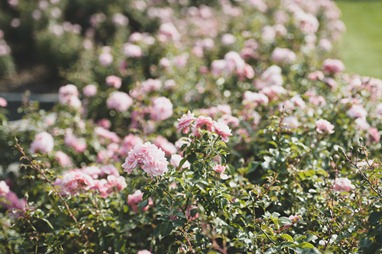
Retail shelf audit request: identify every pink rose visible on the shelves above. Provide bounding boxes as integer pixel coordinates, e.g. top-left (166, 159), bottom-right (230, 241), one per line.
top-left (333, 177), bottom-right (355, 192)
top-left (315, 119), bottom-right (335, 134)
top-left (323, 58), bottom-right (345, 74)
top-left (149, 97), bottom-right (173, 121)
top-left (55, 151), bottom-right (73, 167)
top-left (106, 75), bottom-right (122, 89)
top-left (107, 91), bottom-right (133, 112)
top-left (82, 84), bottom-right (97, 97)
top-left (30, 132), bottom-right (54, 154)
top-left (0, 180), bottom-right (10, 196)
top-left (122, 142), bottom-right (169, 176)
top-left (0, 97), bottom-right (7, 107)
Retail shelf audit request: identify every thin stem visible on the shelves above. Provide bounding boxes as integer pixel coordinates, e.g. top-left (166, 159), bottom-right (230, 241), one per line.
top-left (15, 142), bottom-right (90, 245)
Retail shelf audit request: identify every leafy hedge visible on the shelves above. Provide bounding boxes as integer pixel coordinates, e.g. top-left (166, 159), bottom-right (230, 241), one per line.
top-left (0, 0), bottom-right (382, 253)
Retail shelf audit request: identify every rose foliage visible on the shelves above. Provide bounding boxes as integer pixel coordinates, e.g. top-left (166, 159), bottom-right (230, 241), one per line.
top-left (0, 0), bottom-right (382, 253)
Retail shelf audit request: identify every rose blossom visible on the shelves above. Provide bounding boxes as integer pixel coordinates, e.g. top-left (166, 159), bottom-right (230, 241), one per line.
top-left (122, 142), bottom-right (169, 177)
top-left (323, 58), bottom-right (345, 74)
top-left (106, 75), bottom-right (122, 89)
top-left (82, 84), bottom-right (97, 97)
top-left (30, 132), bottom-right (54, 154)
top-left (149, 97), bottom-right (173, 121)
top-left (213, 120), bottom-right (232, 142)
top-left (0, 180), bottom-right (10, 196)
top-left (64, 132), bottom-right (87, 153)
top-left (170, 154), bottom-right (190, 170)
top-left (123, 43), bottom-right (143, 58)
top-left (107, 91), bottom-right (133, 112)
top-left (369, 128), bottom-right (380, 143)
top-left (127, 190), bottom-right (153, 212)
top-left (315, 119), bottom-right (335, 134)
top-left (0, 97), bottom-right (7, 107)
top-left (153, 136), bottom-right (177, 156)
top-left (177, 111), bottom-right (196, 134)
top-left (55, 151), bottom-right (73, 167)
top-left (271, 47), bottom-right (296, 64)
top-left (55, 170), bottom-right (95, 195)
top-left (347, 105), bottom-right (367, 119)
top-left (333, 177), bottom-right (355, 192)
top-left (137, 250), bottom-right (152, 254)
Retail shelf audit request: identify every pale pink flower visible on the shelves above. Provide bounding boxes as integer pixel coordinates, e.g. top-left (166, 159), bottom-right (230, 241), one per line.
top-left (158, 22), bottom-right (180, 42)
top-left (55, 151), bottom-right (73, 167)
top-left (185, 205), bottom-right (199, 221)
top-left (323, 58), bottom-right (345, 74)
top-left (95, 127), bottom-right (120, 143)
top-left (101, 165), bottom-right (120, 177)
top-left (333, 177), bottom-right (355, 192)
top-left (141, 79), bottom-right (162, 93)
top-left (112, 13), bottom-right (129, 26)
top-left (97, 118), bottom-right (111, 129)
top-left (0, 180), bottom-right (10, 196)
top-left (83, 84), bottom-right (97, 97)
top-left (177, 111), bottom-right (196, 134)
top-left (243, 91), bottom-right (269, 107)
top-left (289, 215), bottom-right (300, 223)
top-left (122, 142), bottom-right (169, 176)
top-left (294, 11), bottom-right (319, 34)
top-left (282, 116), bottom-right (299, 130)
top-left (98, 47), bottom-right (114, 67)
top-left (213, 165), bottom-right (226, 174)
top-left (153, 136), bottom-right (177, 156)
top-left (123, 43), bottom-right (143, 58)
top-left (221, 33), bottom-right (236, 45)
top-left (369, 128), bottom-right (380, 143)
top-left (213, 120), bottom-right (232, 142)
top-left (106, 75), bottom-right (122, 89)
top-left (58, 84), bottom-right (81, 109)
top-left (81, 166), bottom-right (102, 179)
top-left (195, 116), bottom-right (215, 132)
top-left (137, 250), bottom-right (151, 254)
top-left (0, 97), bottom-right (7, 107)
top-left (64, 132), bottom-right (87, 153)
top-left (56, 170), bottom-right (95, 195)
top-left (355, 118), bottom-right (370, 130)
top-left (285, 215), bottom-right (301, 228)
top-left (255, 65), bottom-right (283, 89)
top-left (347, 105), bottom-right (367, 119)
top-left (127, 190), bottom-right (152, 212)
top-left (107, 91), bottom-right (133, 112)
top-left (59, 84), bottom-right (78, 99)
top-left (170, 154), bottom-right (190, 170)
top-left (30, 132), bottom-right (54, 154)
top-left (224, 51), bottom-right (246, 74)
top-left (271, 47), bottom-right (296, 64)
top-left (308, 71), bottom-right (324, 81)
top-left (315, 119), bottom-right (335, 134)
top-left (127, 190), bottom-right (143, 212)
top-left (119, 134), bottom-right (144, 157)
top-left (3, 191), bottom-right (26, 211)
top-left (107, 175), bottom-right (127, 192)
top-left (149, 97), bottom-right (173, 121)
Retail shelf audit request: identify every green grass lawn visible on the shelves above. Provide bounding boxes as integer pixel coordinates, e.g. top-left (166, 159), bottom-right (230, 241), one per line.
top-left (335, 0), bottom-right (382, 79)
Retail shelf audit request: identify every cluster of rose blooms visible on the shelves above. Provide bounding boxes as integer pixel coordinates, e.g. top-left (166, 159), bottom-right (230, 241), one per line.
top-left (1, 1), bottom-right (382, 252)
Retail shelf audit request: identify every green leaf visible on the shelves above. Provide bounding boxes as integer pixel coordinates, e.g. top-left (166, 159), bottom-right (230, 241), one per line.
top-left (299, 242), bottom-right (315, 249)
top-left (158, 221), bottom-right (174, 238)
top-left (280, 233), bottom-right (294, 242)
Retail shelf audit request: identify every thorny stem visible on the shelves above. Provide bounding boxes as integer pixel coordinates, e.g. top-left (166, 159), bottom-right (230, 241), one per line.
top-left (178, 227), bottom-right (194, 253)
top-left (341, 149), bottom-right (382, 199)
top-left (15, 142), bottom-right (90, 245)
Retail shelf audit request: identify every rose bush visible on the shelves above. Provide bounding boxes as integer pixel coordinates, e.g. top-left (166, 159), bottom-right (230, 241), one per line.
top-left (0, 0), bottom-right (382, 253)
